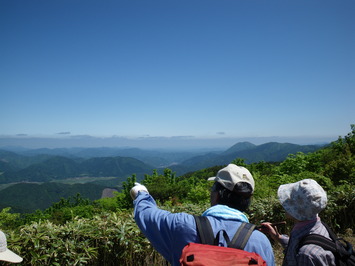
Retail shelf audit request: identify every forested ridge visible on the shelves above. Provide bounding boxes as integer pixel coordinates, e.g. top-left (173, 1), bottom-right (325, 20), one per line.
top-left (0, 125), bottom-right (354, 265)
top-left (0, 156), bottom-right (153, 183)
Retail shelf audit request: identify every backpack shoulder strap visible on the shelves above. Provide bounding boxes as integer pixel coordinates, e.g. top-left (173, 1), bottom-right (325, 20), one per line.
top-left (193, 215), bottom-right (215, 245)
top-left (298, 221), bottom-right (337, 253)
top-left (229, 222), bottom-right (256, 250)
top-left (320, 222), bottom-right (355, 255)
top-left (194, 216), bottom-right (256, 250)
top-left (300, 234), bottom-right (337, 253)
top-left (321, 221), bottom-right (339, 241)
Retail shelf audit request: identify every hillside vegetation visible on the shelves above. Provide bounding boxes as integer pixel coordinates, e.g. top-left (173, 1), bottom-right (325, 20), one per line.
top-left (0, 182), bottom-right (107, 213)
top-left (0, 125), bottom-right (354, 265)
top-left (0, 156), bottom-right (153, 183)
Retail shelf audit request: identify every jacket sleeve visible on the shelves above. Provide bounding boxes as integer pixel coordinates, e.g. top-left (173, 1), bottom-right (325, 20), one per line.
top-left (279, 234), bottom-right (290, 249)
top-left (133, 191), bottom-right (197, 263)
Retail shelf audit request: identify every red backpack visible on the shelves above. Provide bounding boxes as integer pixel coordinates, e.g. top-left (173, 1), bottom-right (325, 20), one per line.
top-left (180, 215), bottom-right (266, 266)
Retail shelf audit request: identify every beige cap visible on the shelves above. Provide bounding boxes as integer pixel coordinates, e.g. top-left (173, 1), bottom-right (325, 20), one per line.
top-left (208, 164), bottom-right (255, 192)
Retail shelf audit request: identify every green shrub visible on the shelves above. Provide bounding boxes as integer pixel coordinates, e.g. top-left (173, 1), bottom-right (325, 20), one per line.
top-left (321, 184), bottom-right (355, 232)
top-left (186, 182), bottom-right (210, 204)
top-left (7, 211), bottom-right (166, 265)
top-left (0, 207), bottom-right (21, 230)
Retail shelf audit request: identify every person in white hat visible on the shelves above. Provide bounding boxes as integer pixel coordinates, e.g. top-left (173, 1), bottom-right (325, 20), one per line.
top-left (261, 179), bottom-right (335, 266)
top-left (0, 230), bottom-right (23, 263)
top-left (130, 164), bottom-right (275, 266)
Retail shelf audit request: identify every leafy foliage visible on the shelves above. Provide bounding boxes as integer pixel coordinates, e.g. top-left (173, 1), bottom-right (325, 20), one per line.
top-left (0, 207), bottom-right (21, 230)
top-left (8, 212), bottom-right (165, 265)
top-left (119, 174), bottom-right (137, 209)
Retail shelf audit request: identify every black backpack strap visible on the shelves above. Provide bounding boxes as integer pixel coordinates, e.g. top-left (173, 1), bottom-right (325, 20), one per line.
top-left (229, 222), bottom-right (256, 250)
top-left (298, 222), bottom-right (354, 261)
top-left (300, 234), bottom-right (337, 253)
top-left (194, 216), bottom-right (256, 250)
top-left (298, 221), bottom-right (337, 253)
top-left (214, 230), bottom-right (231, 246)
top-left (318, 222), bottom-right (354, 256)
top-left (193, 215), bottom-right (215, 245)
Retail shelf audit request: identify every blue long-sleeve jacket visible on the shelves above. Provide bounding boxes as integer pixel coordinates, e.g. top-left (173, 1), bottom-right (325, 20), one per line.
top-left (133, 192), bottom-right (275, 266)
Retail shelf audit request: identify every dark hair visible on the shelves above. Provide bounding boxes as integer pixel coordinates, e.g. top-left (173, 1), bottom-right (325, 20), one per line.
top-left (212, 182), bottom-right (253, 212)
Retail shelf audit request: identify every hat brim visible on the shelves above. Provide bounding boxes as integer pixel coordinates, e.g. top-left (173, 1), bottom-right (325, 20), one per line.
top-left (0, 249), bottom-right (23, 263)
top-left (277, 180), bottom-right (326, 221)
top-left (277, 182), bottom-right (301, 216)
top-left (207, 176), bottom-right (216, 181)
top-left (277, 184), bottom-right (292, 207)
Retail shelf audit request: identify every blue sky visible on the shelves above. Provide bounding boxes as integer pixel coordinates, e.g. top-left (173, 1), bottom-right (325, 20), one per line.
top-left (1, 0), bottom-right (354, 148)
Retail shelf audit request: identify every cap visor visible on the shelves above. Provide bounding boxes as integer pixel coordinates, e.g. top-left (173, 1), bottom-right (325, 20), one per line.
top-left (207, 176), bottom-right (216, 181)
top-left (0, 249), bottom-right (23, 263)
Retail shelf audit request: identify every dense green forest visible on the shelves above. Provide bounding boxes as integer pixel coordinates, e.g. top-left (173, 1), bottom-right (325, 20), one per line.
top-left (1, 125), bottom-right (354, 265)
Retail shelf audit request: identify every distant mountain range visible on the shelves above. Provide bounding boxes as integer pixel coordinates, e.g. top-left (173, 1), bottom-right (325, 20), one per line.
top-left (0, 141), bottom-right (325, 212)
top-left (0, 142), bottom-right (325, 183)
top-left (168, 141), bottom-right (324, 174)
top-left (0, 146), bottom-right (210, 169)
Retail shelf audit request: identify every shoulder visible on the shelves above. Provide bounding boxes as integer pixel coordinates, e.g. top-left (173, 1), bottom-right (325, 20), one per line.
top-left (240, 224), bottom-right (273, 249)
top-left (299, 243), bottom-right (329, 255)
top-left (248, 229), bottom-right (273, 248)
top-left (297, 221), bottom-right (335, 260)
top-left (298, 244), bottom-right (335, 265)
top-left (246, 228), bottom-right (275, 265)
top-left (249, 226), bottom-right (271, 240)
top-left (247, 229), bottom-right (274, 253)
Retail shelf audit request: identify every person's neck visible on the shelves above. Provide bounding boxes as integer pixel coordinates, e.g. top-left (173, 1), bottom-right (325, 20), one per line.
top-left (293, 216), bottom-right (319, 230)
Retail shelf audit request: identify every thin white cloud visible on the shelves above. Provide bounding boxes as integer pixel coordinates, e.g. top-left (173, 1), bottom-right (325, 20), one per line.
top-left (57, 132), bottom-right (71, 135)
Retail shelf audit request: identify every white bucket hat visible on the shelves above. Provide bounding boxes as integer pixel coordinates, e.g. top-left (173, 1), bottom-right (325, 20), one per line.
top-left (278, 179), bottom-right (327, 221)
top-left (208, 164), bottom-right (255, 193)
top-left (0, 231), bottom-right (23, 263)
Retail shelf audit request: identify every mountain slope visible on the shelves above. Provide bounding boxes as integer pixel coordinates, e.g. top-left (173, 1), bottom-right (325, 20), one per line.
top-left (234, 142), bottom-right (321, 162)
top-left (0, 182), bottom-right (106, 213)
top-left (80, 156), bottom-right (153, 177)
top-left (176, 142), bottom-right (323, 172)
top-left (1, 156), bottom-right (153, 184)
top-left (222, 142), bottom-right (257, 155)
top-left (0, 149), bottom-right (54, 170)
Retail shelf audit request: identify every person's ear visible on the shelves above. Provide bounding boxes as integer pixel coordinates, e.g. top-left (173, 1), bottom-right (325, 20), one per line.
top-left (210, 191), bottom-right (219, 206)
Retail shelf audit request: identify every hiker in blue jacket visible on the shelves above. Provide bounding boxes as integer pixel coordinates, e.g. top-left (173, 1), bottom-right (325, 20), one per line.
top-left (131, 164), bottom-right (275, 266)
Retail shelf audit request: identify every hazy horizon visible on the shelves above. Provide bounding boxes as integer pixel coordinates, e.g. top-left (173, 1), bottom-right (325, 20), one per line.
top-left (0, 133), bottom-right (337, 151)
